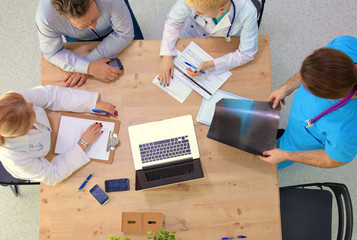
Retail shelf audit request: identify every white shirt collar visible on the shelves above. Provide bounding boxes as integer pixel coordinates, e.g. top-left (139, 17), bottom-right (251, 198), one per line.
top-left (210, 1), bottom-right (237, 34)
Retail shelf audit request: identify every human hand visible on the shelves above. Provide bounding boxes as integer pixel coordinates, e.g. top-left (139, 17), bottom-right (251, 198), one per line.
top-left (80, 122), bottom-right (103, 147)
top-left (158, 56), bottom-right (174, 86)
top-left (88, 58), bottom-right (123, 83)
top-left (94, 101), bottom-right (118, 116)
top-left (258, 148), bottom-right (288, 165)
top-left (187, 60), bottom-right (214, 78)
top-left (62, 72), bottom-right (90, 87)
top-left (268, 86), bottom-right (294, 109)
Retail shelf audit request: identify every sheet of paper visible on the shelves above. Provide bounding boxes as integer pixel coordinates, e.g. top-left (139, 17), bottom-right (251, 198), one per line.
top-left (196, 90), bottom-right (249, 125)
top-left (152, 74), bottom-right (192, 103)
top-left (55, 116), bottom-right (115, 160)
top-left (174, 41), bottom-right (232, 99)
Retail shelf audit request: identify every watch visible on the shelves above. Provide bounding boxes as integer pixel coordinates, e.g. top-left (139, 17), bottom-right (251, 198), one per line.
top-left (78, 139), bottom-right (89, 148)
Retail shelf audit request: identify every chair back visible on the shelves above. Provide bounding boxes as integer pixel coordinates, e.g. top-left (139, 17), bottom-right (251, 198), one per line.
top-left (0, 161), bottom-right (38, 185)
top-left (250, 0), bottom-right (265, 28)
top-left (124, 0), bottom-right (144, 40)
top-left (280, 182), bottom-right (353, 240)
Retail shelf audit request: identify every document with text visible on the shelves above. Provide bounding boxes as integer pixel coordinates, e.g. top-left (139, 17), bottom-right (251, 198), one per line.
top-left (152, 74), bottom-right (192, 103)
top-left (174, 41), bottom-right (232, 99)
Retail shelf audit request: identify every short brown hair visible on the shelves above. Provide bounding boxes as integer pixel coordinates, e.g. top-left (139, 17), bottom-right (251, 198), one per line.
top-left (0, 93), bottom-right (32, 145)
top-left (51, 0), bottom-right (92, 18)
top-left (300, 48), bottom-right (357, 99)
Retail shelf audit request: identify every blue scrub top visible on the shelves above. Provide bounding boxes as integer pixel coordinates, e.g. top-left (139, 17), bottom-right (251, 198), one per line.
top-left (278, 36), bottom-right (357, 169)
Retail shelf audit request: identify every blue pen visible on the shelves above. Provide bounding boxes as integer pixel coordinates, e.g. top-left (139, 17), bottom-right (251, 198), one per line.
top-left (77, 172), bottom-right (94, 191)
top-left (221, 236), bottom-right (247, 240)
top-left (92, 109), bottom-right (118, 115)
top-left (184, 61), bottom-right (205, 74)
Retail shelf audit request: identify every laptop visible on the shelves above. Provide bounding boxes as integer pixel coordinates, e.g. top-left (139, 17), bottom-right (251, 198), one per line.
top-left (128, 115), bottom-right (204, 190)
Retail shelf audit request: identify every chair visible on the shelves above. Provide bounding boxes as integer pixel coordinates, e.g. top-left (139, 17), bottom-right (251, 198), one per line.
top-left (251, 0), bottom-right (265, 28)
top-left (0, 161), bottom-right (39, 197)
top-left (280, 182), bottom-right (353, 240)
top-left (124, 0), bottom-right (144, 40)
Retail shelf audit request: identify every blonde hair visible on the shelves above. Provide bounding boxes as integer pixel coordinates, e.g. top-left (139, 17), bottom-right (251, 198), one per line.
top-left (0, 92), bottom-right (32, 146)
top-left (185, 0), bottom-right (230, 9)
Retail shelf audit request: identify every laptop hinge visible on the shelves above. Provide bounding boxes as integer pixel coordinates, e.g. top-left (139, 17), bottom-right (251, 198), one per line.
top-left (142, 157), bottom-right (194, 170)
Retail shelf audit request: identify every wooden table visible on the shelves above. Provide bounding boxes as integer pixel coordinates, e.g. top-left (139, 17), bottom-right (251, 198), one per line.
top-left (39, 36), bottom-right (281, 240)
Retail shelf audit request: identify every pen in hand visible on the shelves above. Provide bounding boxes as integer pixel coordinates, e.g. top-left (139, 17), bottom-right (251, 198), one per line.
top-left (77, 172), bottom-right (94, 191)
top-left (184, 61), bottom-right (205, 74)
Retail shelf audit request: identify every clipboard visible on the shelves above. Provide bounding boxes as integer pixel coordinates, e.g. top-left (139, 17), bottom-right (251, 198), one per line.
top-left (54, 112), bottom-right (120, 164)
top-left (196, 90), bottom-right (249, 125)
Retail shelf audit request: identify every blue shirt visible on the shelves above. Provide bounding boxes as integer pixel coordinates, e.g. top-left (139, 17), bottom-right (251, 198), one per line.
top-left (278, 36), bottom-right (357, 168)
top-left (36, 0), bottom-right (134, 74)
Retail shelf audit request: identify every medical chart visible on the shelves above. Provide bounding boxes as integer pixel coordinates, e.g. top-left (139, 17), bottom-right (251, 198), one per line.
top-left (174, 41), bottom-right (232, 99)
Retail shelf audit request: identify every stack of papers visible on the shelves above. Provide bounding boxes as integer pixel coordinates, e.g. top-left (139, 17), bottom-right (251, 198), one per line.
top-left (196, 90), bottom-right (249, 126)
top-left (153, 41), bottom-right (247, 127)
top-left (153, 41), bottom-right (232, 103)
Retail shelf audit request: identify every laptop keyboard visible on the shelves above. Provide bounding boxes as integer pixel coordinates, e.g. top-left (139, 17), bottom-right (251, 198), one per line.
top-left (144, 162), bottom-right (195, 181)
top-left (139, 136), bottom-right (191, 163)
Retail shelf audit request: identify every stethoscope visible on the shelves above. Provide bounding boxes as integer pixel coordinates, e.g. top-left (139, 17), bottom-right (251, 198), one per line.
top-left (193, 0), bottom-right (236, 42)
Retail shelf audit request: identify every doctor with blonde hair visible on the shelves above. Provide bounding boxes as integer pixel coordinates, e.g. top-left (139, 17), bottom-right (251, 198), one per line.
top-left (158, 0), bottom-right (258, 86)
top-left (0, 85), bottom-right (117, 185)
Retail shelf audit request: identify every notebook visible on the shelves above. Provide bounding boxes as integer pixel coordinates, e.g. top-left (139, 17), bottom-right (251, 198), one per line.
top-left (128, 115), bottom-right (204, 190)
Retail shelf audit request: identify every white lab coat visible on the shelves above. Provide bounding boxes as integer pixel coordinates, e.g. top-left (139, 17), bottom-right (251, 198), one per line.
top-left (0, 86), bottom-right (99, 185)
top-left (160, 0), bottom-right (258, 73)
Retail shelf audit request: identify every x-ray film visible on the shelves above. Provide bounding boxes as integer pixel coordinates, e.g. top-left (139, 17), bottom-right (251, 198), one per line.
top-left (207, 99), bottom-right (280, 155)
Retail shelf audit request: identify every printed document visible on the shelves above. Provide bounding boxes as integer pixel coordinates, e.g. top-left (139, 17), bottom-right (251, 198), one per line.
top-left (152, 74), bottom-right (192, 103)
top-left (55, 116), bottom-right (115, 160)
top-left (153, 51), bottom-right (192, 103)
top-left (174, 41), bottom-right (232, 99)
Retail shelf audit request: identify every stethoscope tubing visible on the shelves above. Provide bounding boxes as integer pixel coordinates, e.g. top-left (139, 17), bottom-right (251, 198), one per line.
top-left (193, 0), bottom-right (236, 42)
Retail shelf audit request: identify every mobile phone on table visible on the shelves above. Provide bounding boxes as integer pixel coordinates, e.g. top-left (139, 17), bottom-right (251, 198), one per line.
top-left (107, 58), bottom-right (123, 70)
top-left (105, 178), bottom-right (130, 192)
top-left (89, 184), bottom-right (110, 205)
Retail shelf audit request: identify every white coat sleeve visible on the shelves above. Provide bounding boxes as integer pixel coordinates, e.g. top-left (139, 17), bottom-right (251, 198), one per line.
top-left (35, 15), bottom-right (91, 74)
top-left (85, 0), bottom-right (134, 61)
top-left (1, 144), bottom-right (90, 185)
top-left (160, 0), bottom-right (191, 56)
top-left (19, 85), bottom-right (98, 112)
top-left (213, 8), bottom-right (258, 73)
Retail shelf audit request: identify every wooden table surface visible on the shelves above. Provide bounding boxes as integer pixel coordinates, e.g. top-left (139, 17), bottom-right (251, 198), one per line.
top-left (40, 36), bottom-right (281, 240)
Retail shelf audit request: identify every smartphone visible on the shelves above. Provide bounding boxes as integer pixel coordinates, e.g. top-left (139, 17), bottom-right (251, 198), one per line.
top-left (105, 178), bottom-right (130, 192)
top-left (107, 58), bottom-right (123, 70)
top-left (89, 184), bottom-right (110, 205)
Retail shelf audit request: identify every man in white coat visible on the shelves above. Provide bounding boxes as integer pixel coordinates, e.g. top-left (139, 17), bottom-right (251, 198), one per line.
top-left (0, 86), bottom-right (117, 185)
top-left (158, 0), bottom-right (258, 86)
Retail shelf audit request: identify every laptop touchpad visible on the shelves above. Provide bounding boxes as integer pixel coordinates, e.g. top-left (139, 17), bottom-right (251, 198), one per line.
top-left (151, 122), bottom-right (172, 140)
